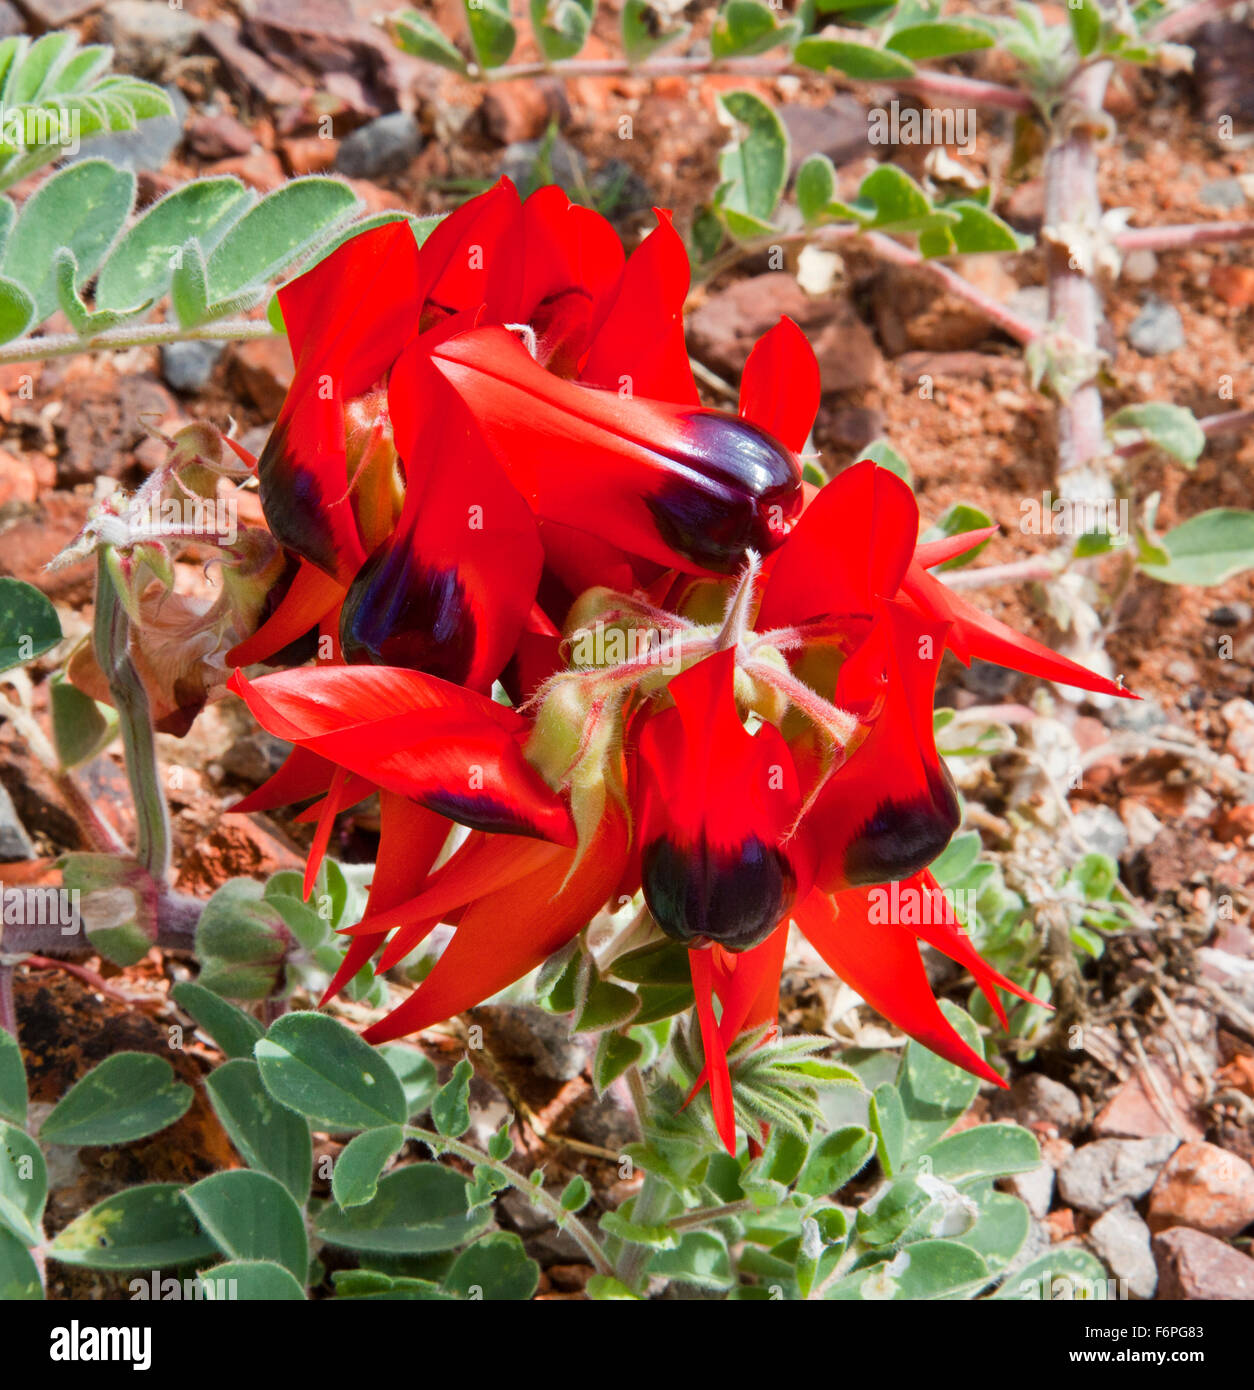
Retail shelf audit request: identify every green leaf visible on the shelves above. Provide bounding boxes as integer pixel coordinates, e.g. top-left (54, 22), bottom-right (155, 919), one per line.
top-left (826, 1238), bottom-right (988, 1299)
top-left (857, 163), bottom-right (936, 231)
top-left (0, 1121), bottom-right (45, 1246)
top-left (1140, 509), bottom-right (1254, 586)
top-left (0, 1226), bottom-right (41, 1298)
top-left (929, 831), bottom-right (982, 887)
top-left (898, 1002), bottom-right (984, 1159)
top-left (621, 0), bottom-right (689, 64)
top-left (464, 0), bottom-right (517, 69)
top-left (586, 1272), bottom-right (639, 1299)
top-left (0, 1031), bottom-right (24, 1126)
top-left (921, 1123), bottom-right (1040, 1184)
top-left (861, 438), bottom-right (911, 484)
top-left (331, 1268), bottom-right (451, 1299)
top-left (1, 159), bottom-right (133, 324)
top-left (170, 235), bottom-right (209, 328)
top-left (1070, 851), bottom-right (1118, 901)
top-left (10, 32), bottom-right (72, 104)
top-left (39, 1052), bottom-right (192, 1147)
top-left (955, 1190), bottom-right (1029, 1277)
top-left (255, 1011), bottom-right (408, 1131)
top-left (885, 22), bottom-right (993, 59)
top-left (431, 1058), bottom-right (473, 1138)
top-left (716, 90), bottom-right (788, 238)
top-left (49, 1184), bottom-right (218, 1270)
top-left (0, 274), bottom-right (33, 344)
top-left (375, 1043), bottom-right (439, 1118)
top-left (600, 1208), bottom-right (679, 1248)
top-left (445, 1231), bottom-right (540, 1299)
top-left (1068, 0), bottom-right (1102, 56)
top-left (96, 177), bottom-right (252, 312)
top-left (532, 0), bottom-right (596, 62)
top-left (315, 1163), bottom-right (493, 1254)
top-left (390, 9), bottom-right (469, 72)
top-left (205, 178), bottom-right (359, 301)
top-left (0, 577), bottom-right (60, 673)
top-left (992, 1245), bottom-right (1112, 1299)
top-left (1107, 401), bottom-right (1205, 468)
top-left (194, 877), bottom-right (291, 1001)
top-left (574, 976), bottom-right (640, 1032)
top-left (593, 1031), bottom-right (643, 1094)
top-left (183, 1170), bottom-right (308, 1282)
top-left (857, 1176), bottom-right (931, 1245)
top-left (869, 1083), bottom-right (906, 1176)
top-left (170, 981), bottom-right (264, 1060)
top-left (919, 502), bottom-right (994, 569)
top-left (945, 200), bottom-right (1023, 255)
top-left (203, 1259), bottom-right (306, 1300)
top-left (648, 1229), bottom-right (735, 1290)
top-left (794, 38), bottom-right (916, 79)
top-left (607, 939), bottom-right (691, 985)
top-left (711, 1), bottom-right (799, 59)
top-left (333, 1126), bottom-right (404, 1209)
top-left (795, 1125), bottom-right (876, 1197)
top-left (204, 1059), bottom-right (312, 1204)
top-left (560, 1175), bottom-right (592, 1212)
top-left (49, 673), bottom-right (116, 768)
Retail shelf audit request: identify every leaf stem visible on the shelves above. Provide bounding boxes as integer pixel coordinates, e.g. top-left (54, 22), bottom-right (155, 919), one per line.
top-left (1115, 219), bottom-right (1254, 252)
top-left (0, 318), bottom-right (275, 367)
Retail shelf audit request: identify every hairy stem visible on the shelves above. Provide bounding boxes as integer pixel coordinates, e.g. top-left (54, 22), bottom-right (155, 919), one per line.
top-left (0, 318), bottom-right (274, 367)
top-left (1116, 219), bottom-right (1254, 252)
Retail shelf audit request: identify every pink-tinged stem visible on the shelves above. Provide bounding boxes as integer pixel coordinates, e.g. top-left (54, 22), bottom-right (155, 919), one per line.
top-left (1116, 220), bottom-right (1254, 252)
top-left (1044, 62), bottom-right (1113, 496)
top-left (1151, 0), bottom-right (1246, 39)
top-left (940, 558), bottom-right (1059, 591)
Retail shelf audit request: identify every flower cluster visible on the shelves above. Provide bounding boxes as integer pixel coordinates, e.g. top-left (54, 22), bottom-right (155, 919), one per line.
top-left (226, 179), bottom-right (1133, 1153)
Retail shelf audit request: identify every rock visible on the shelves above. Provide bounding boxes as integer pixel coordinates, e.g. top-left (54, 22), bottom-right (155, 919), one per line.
top-left (1057, 1137), bottom-right (1180, 1214)
top-left (1146, 1141), bottom-right (1254, 1238)
top-left (99, 1), bottom-right (201, 80)
top-left (0, 1), bottom-right (22, 38)
top-left (160, 341), bottom-right (224, 395)
top-left (206, 152), bottom-right (286, 192)
top-left (1209, 602), bottom-right (1253, 626)
top-left (689, 273), bottom-right (884, 395)
top-left (588, 160), bottom-right (654, 226)
top-left (1127, 298), bottom-right (1185, 356)
top-left (229, 338), bottom-right (294, 416)
top-left (1089, 1200), bottom-right (1157, 1300)
top-left (777, 97), bottom-right (869, 175)
top-left (991, 1074), bottom-right (1083, 1136)
top-left (1107, 694), bottom-right (1165, 732)
top-left (220, 731), bottom-right (292, 787)
top-left (1209, 264), bottom-right (1254, 309)
top-left (824, 406), bottom-right (885, 452)
top-left (873, 263), bottom-right (997, 355)
top-left (1003, 178), bottom-right (1044, 230)
top-left (334, 111), bottom-right (423, 179)
top-left (184, 113), bottom-right (255, 162)
top-left (1120, 799), bottom-right (1165, 851)
top-left (0, 448), bottom-right (38, 509)
top-left (500, 135), bottom-right (585, 191)
top-left (280, 137), bottom-right (337, 175)
top-left (1093, 1065), bottom-right (1204, 1143)
top-left (1122, 248), bottom-right (1158, 283)
top-left (1043, 1207), bottom-right (1076, 1242)
top-left (481, 82), bottom-right (556, 145)
top-left (1153, 1226), bottom-right (1254, 1300)
top-left (566, 1084), bottom-right (636, 1152)
top-left (1198, 177), bottom-right (1246, 210)
top-left (999, 1162), bottom-right (1055, 1219)
top-left (498, 1187), bottom-right (584, 1262)
top-left (55, 371), bottom-right (179, 486)
top-left (69, 86), bottom-right (188, 174)
top-left (471, 1004), bottom-right (589, 1083)
top-left (0, 492), bottom-right (92, 604)
top-left (14, 0), bottom-right (101, 26)
top-left (200, 20), bottom-right (304, 109)
top-left (0, 781), bottom-right (34, 862)
top-left (1221, 698), bottom-right (1254, 773)
top-left (1071, 804), bottom-right (1129, 860)
top-left (1192, 21), bottom-right (1254, 128)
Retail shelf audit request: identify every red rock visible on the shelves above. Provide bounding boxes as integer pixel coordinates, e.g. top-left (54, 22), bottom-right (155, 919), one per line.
top-left (229, 338), bottom-right (295, 416)
top-left (1003, 178), bottom-right (1045, 230)
top-left (0, 448), bottom-right (37, 508)
top-left (174, 811), bottom-right (303, 897)
top-left (1216, 804), bottom-right (1254, 843)
top-left (1146, 1141), bottom-right (1254, 1238)
top-left (1044, 1208), bottom-right (1076, 1242)
top-left (206, 153), bottom-right (287, 192)
top-left (201, 20), bottom-right (304, 109)
top-left (1153, 1227), bottom-right (1254, 1299)
top-left (1210, 263), bottom-right (1254, 310)
top-left (185, 113), bottom-right (255, 161)
top-left (546, 1263), bottom-right (592, 1292)
top-left (1092, 1065), bottom-right (1205, 1143)
top-left (0, 492), bottom-right (92, 602)
top-left (482, 82), bottom-right (555, 144)
top-left (280, 136), bottom-right (337, 175)
top-left (872, 263), bottom-right (996, 356)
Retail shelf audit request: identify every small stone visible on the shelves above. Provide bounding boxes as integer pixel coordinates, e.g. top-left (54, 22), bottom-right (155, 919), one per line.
top-left (1146, 1141), bottom-right (1254, 1238)
top-left (14, 0), bottom-right (101, 25)
top-left (1209, 602), bottom-right (1253, 626)
top-left (1057, 1137), bottom-right (1180, 1214)
top-left (481, 82), bottom-right (555, 145)
top-left (207, 152), bottom-right (286, 192)
top-left (991, 1074), bottom-right (1083, 1136)
top-left (0, 448), bottom-right (38, 509)
top-left (220, 732), bottom-right (292, 787)
top-left (334, 112), bottom-right (423, 179)
top-left (1122, 248), bottom-right (1158, 283)
top-left (1071, 804), bottom-right (1129, 860)
top-left (1127, 298), bottom-right (1185, 356)
top-left (471, 1004), bottom-right (589, 1083)
top-left (160, 341), bottom-right (224, 395)
top-left (1120, 799), bottom-right (1164, 850)
top-left (1220, 698), bottom-right (1254, 773)
top-left (280, 137), bottom-right (337, 176)
top-left (1209, 264), bottom-right (1254, 310)
top-left (999, 1162), bottom-right (1055, 1219)
top-left (99, 1), bottom-right (200, 80)
top-left (777, 97), bottom-right (869, 175)
top-left (1093, 1065), bottom-right (1204, 1143)
top-left (229, 338), bottom-right (295, 416)
top-left (566, 1084), bottom-right (636, 1152)
top-left (0, 781), bottom-right (34, 862)
top-left (1089, 1200), bottom-right (1157, 1300)
top-left (184, 113), bottom-right (255, 162)
top-left (1003, 178), bottom-right (1044, 230)
top-left (1165, 657), bottom-right (1198, 685)
top-left (500, 135), bottom-right (585, 191)
top-left (1044, 1208), bottom-right (1076, 1242)
top-left (1197, 177), bottom-right (1246, 210)
top-left (1107, 695), bottom-right (1165, 732)
top-left (1153, 1227), bottom-right (1254, 1300)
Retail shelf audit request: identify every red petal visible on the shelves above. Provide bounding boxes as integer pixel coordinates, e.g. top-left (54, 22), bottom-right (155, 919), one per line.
top-left (688, 947), bottom-right (737, 1154)
top-left (229, 745), bottom-right (338, 815)
top-left (739, 317), bottom-right (820, 455)
top-left (581, 208), bottom-right (698, 403)
top-left (795, 889), bottom-right (1005, 1087)
top-left (226, 559), bottom-right (346, 668)
top-left (758, 461), bottom-right (918, 629)
top-left (913, 526), bottom-right (998, 570)
top-left (414, 177), bottom-right (523, 321)
top-left (902, 561), bottom-right (1137, 699)
top-left (363, 809), bottom-right (629, 1042)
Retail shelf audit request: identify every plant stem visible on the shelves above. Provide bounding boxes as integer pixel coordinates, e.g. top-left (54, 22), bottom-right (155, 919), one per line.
top-left (0, 318), bottom-right (274, 367)
top-left (940, 557), bottom-right (1062, 591)
top-left (616, 1168), bottom-right (672, 1295)
top-left (92, 552), bottom-right (170, 881)
top-left (670, 1198), bottom-right (755, 1231)
top-left (1151, 0), bottom-right (1246, 39)
top-left (1116, 220), bottom-right (1254, 252)
top-left (1043, 61), bottom-right (1113, 501)
top-left (403, 1123), bottom-right (614, 1277)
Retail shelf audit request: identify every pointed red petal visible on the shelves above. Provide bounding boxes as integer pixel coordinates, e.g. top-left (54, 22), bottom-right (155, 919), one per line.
top-left (414, 177), bottom-right (523, 321)
top-left (913, 526), bottom-right (999, 570)
top-left (226, 559), bottom-right (346, 668)
top-left (229, 745), bottom-right (337, 815)
top-left (688, 948), bottom-right (737, 1154)
top-left (795, 889), bottom-right (1005, 1087)
top-left (304, 765), bottom-right (353, 899)
top-left (739, 317), bottom-right (820, 455)
top-left (362, 809), bottom-right (629, 1042)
